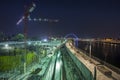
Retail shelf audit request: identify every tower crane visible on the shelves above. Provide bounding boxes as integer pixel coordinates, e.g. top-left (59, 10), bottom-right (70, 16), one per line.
top-left (16, 1), bottom-right (59, 74)
top-left (16, 1), bottom-right (59, 40)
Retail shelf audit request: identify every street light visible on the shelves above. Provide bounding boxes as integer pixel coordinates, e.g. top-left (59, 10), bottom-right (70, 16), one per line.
top-left (4, 44), bottom-right (11, 50)
top-left (5, 44), bottom-right (8, 48)
top-left (89, 40), bottom-right (92, 58)
top-left (43, 38), bottom-right (48, 42)
top-left (89, 39), bottom-right (94, 59)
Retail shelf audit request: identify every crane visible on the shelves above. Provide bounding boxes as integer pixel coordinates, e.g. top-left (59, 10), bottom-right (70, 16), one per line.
top-left (16, 1), bottom-right (59, 39)
top-left (16, 2), bottom-right (36, 25)
top-left (16, 1), bottom-right (59, 74)
top-left (16, 2), bottom-right (59, 25)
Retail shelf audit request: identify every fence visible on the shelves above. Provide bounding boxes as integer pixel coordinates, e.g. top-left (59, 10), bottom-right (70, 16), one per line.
top-left (65, 46), bottom-right (94, 80)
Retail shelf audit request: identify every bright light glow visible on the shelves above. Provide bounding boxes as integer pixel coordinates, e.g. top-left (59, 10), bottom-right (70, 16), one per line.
top-left (57, 52), bottom-right (60, 58)
top-left (56, 61), bottom-right (61, 70)
top-left (29, 7), bottom-right (34, 12)
top-left (43, 39), bottom-right (47, 42)
top-left (28, 15), bottom-right (31, 21)
top-left (28, 42), bottom-right (31, 45)
top-left (3, 44), bottom-right (12, 50)
top-left (39, 18), bottom-right (42, 21)
top-left (44, 18), bottom-right (48, 21)
top-left (54, 38), bottom-right (57, 41)
top-left (29, 18), bottom-right (32, 21)
top-left (16, 16), bottom-right (25, 25)
top-left (5, 44), bottom-right (8, 47)
top-left (33, 3), bottom-right (36, 7)
top-left (34, 18), bottom-right (37, 21)
top-left (29, 3), bottom-right (36, 12)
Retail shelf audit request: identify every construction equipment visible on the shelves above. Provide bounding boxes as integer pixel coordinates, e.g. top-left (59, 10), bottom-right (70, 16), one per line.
top-left (16, 1), bottom-right (59, 74)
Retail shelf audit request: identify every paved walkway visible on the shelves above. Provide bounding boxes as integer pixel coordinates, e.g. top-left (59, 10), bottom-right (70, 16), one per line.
top-left (66, 42), bottom-right (120, 80)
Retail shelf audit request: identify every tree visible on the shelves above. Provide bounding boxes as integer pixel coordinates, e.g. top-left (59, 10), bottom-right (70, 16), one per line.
top-left (12, 33), bottom-right (24, 41)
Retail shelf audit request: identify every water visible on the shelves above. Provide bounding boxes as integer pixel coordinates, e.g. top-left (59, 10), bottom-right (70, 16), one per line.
top-left (78, 41), bottom-right (120, 68)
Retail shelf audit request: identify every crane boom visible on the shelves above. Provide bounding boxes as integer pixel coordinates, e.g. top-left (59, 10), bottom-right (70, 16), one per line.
top-left (16, 2), bottom-right (36, 25)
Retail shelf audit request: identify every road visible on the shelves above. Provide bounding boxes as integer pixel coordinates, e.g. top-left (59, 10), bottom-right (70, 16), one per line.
top-left (54, 51), bottom-right (63, 80)
top-left (0, 40), bottom-right (94, 80)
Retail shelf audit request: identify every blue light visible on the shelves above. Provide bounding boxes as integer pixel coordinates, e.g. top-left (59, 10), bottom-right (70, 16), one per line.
top-left (43, 38), bottom-right (47, 42)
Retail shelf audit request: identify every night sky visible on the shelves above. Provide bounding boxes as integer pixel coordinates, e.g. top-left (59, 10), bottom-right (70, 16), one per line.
top-left (0, 0), bottom-right (120, 38)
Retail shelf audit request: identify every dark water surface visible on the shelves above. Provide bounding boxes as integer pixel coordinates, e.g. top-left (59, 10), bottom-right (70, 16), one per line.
top-left (78, 41), bottom-right (120, 68)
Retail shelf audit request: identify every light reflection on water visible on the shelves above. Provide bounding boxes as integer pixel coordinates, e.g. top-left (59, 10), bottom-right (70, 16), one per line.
top-left (78, 41), bottom-right (120, 68)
